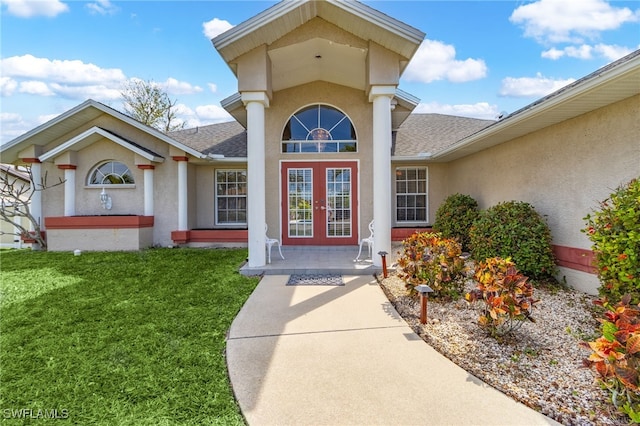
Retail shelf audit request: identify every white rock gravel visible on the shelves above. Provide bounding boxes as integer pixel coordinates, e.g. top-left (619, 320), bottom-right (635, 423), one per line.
top-left (378, 272), bottom-right (625, 426)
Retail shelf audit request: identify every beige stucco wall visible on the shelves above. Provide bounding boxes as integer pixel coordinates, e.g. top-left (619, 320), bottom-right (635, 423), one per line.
top-left (37, 113), bottom-right (186, 249)
top-left (46, 227), bottom-right (153, 251)
top-left (444, 94), bottom-right (640, 293)
top-left (264, 81), bottom-right (375, 242)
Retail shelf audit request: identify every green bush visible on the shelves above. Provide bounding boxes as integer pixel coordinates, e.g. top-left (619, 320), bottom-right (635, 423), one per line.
top-left (469, 201), bottom-right (557, 280)
top-left (583, 178), bottom-right (640, 304)
top-left (396, 232), bottom-right (467, 300)
top-left (434, 193), bottom-right (479, 251)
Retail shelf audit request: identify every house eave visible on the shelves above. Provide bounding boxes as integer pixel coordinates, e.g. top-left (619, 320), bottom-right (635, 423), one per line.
top-left (212, 0), bottom-right (424, 70)
top-left (0, 99), bottom-right (208, 164)
top-left (433, 50), bottom-right (640, 162)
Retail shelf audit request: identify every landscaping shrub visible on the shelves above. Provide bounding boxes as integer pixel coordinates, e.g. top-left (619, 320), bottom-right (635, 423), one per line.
top-left (583, 178), bottom-right (640, 305)
top-left (583, 295), bottom-right (640, 422)
top-left (465, 257), bottom-right (537, 337)
top-left (469, 201), bottom-right (557, 280)
top-left (434, 193), bottom-right (479, 251)
top-left (396, 232), bottom-right (467, 300)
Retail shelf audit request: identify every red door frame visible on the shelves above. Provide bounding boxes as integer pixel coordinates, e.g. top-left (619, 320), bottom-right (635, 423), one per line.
top-left (281, 161), bottom-right (358, 246)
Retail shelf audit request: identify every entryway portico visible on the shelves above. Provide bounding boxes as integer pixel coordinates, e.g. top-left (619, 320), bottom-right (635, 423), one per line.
top-left (212, 0), bottom-right (425, 268)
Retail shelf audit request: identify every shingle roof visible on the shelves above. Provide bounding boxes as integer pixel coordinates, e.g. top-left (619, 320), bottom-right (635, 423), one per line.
top-left (392, 114), bottom-right (495, 157)
top-left (168, 114), bottom-right (494, 159)
top-left (169, 121), bottom-right (247, 157)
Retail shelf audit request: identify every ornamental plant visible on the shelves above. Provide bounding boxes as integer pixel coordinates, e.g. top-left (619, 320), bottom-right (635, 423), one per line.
top-left (396, 232), bottom-right (467, 300)
top-left (434, 193), bottom-right (479, 251)
top-left (583, 178), bottom-right (640, 305)
top-left (583, 295), bottom-right (640, 422)
top-left (465, 257), bottom-right (537, 337)
top-left (469, 201), bottom-right (557, 280)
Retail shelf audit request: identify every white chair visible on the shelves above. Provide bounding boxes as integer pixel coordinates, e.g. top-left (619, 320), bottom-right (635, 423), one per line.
top-left (265, 224), bottom-right (284, 264)
top-left (354, 220), bottom-right (374, 261)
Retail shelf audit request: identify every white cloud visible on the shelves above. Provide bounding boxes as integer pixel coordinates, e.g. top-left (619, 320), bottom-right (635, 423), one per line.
top-left (499, 73), bottom-right (576, 98)
top-left (37, 113), bottom-right (62, 125)
top-left (86, 0), bottom-right (118, 16)
top-left (403, 39), bottom-right (487, 84)
top-left (542, 43), bottom-right (634, 61)
top-left (49, 83), bottom-right (122, 100)
top-left (207, 83), bottom-right (218, 94)
top-left (415, 101), bottom-right (499, 121)
top-left (0, 112), bottom-right (23, 123)
top-left (159, 78), bottom-right (202, 95)
top-left (0, 0), bottom-right (68, 18)
top-left (19, 80), bottom-right (55, 96)
top-left (510, 0), bottom-right (639, 44)
top-left (195, 104), bottom-right (231, 121)
top-left (203, 17), bottom-right (233, 39)
top-left (0, 76), bottom-right (18, 96)
top-left (0, 112), bottom-right (29, 145)
top-left (1, 55), bottom-right (126, 84)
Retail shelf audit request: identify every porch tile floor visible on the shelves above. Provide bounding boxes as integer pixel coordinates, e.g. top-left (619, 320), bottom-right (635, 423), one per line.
top-left (239, 245), bottom-right (401, 276)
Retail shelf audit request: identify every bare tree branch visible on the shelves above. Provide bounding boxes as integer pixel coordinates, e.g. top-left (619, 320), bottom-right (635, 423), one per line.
top-left (0, 166), bottom-right (65, 250)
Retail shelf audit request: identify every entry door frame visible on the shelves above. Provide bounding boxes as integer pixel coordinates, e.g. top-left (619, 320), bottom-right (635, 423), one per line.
top-left (280, 159), bottom-right (360, 246)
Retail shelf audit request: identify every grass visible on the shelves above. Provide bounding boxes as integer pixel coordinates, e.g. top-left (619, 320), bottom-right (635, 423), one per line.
top-left (0, 248), bottom-right (259, 425)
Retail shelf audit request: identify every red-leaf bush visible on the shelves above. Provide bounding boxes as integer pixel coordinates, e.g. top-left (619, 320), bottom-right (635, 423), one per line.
top-left (465, 257), bottom-right (537, 338)
top-left (396, 232), bottom-right (467, 300)
top-left (583, 295), bottom-right (640, 422)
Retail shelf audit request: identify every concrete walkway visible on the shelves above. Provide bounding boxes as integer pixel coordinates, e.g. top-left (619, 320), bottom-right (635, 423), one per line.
top-left (226, 275), bottom-right (559, 425)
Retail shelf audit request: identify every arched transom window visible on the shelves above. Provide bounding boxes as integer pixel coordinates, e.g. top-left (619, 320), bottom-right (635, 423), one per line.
top-left (88, 161), bottom-right (134, 185)
top-left (282, 105), bottom-right (357, 153)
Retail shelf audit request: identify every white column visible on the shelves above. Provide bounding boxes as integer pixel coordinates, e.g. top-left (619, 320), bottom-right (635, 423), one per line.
top-left (369, 86), bottom-right (395, 267)
top-left (63, 167), bottom-right (76, 216)
top-left (30, 161), bottom-right (43, 231)
top-left (141, 166), bottom-right (154, 216)
top-left (242, 91), bottom-right (269, 267)
top-left (176, 158), bottom-right (188, 230)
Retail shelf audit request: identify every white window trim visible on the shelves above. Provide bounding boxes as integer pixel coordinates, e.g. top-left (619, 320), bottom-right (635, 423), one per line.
top-left (393, 166), bottom-right (429, 226)
top-left (87, 161), bottom-right (135, 187)
top-left (215, 169), bottom-right (248, 227)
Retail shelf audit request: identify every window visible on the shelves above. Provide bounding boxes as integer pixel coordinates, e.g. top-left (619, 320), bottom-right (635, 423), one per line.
top-left (216, 170), bottom-right (247, 225)
top-left (395, 167), bottom-right (428, 223)
top-left (88, 161), bottom-right (134, 185)
top-left (282, 104), bottom-right (357, 153)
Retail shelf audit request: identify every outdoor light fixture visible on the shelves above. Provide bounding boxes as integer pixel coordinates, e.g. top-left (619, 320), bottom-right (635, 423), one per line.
top-left (416, 284), bottom-right (434, 324)
top-left (378, 251), bottom-right (389, 278)
top-left (100, 187), bottom-right (112, 210)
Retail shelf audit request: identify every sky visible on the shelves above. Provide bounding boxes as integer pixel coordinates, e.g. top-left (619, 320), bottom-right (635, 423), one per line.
top-left (1, 0), bottom-right (639, 145)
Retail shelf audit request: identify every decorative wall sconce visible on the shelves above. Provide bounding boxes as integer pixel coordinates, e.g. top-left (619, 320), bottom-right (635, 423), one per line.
top-left (100, 187), bottom-right (112, 210)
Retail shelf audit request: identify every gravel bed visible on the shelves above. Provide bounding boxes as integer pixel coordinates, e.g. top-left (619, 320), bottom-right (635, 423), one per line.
top-left (378, 272), bottom-right (625, 425)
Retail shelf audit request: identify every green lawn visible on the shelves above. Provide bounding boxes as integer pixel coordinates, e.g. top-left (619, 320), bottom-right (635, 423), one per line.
top-left (0, 248), bottom-right (259, 425)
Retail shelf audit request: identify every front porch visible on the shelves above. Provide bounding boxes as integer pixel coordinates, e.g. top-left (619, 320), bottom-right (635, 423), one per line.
top-left (240, 244), bottom-right (402, 276)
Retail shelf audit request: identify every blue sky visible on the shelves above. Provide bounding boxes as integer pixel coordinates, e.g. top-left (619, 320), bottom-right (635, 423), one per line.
top-left (1, 0), bottom-right (638, 144)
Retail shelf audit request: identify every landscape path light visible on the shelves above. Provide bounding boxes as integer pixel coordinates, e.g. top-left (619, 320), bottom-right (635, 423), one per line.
top-left (416, 284), bottom-right (434, 324)
top-left (378, 251), bottom-right (388, 278)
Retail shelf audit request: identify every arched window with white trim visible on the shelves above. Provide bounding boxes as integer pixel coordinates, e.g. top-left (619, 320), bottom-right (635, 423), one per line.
top-left (282, 104), bottom-right (357, 153)
top-left (88, 161), bottom-right (134, 185)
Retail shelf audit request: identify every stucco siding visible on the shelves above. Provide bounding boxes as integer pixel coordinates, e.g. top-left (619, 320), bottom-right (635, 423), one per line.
top-left (444, 94), bottom-right (640, 294)
top-left (266, 81), bottom-right (374, 242)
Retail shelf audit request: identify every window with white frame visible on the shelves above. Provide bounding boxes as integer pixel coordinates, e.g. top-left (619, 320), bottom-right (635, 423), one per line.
top-left (215, 170), bottom-right (247, 225)
top-left (281, 104), bottom-right (357, 153)
top-left (395, 167), bottom-right (428, 223)
top-left (88, 161), bottom-right (134, 185)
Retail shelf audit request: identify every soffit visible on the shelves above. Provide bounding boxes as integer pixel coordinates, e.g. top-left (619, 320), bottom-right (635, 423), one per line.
top-left (269, 38), bottom-right (367, 92)
top-left (213, 0), bottom-right (424, 71)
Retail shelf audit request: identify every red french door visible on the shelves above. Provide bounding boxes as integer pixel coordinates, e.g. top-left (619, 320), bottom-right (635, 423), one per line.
top-left (281, 161), bottom-right (358, 245)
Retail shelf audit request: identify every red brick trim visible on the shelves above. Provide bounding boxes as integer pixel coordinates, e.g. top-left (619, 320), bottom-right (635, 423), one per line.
top-left (172, 156), bottom-right (189, 162)
top-left (21, 231), bottom-right (45, 243)
top-left (552, 245), bottom-right (596, 274)
top-left (171, 229), bottom-right (248, 244)
top-left (137, 164), bottom-right (155, 170)
top-left (57, 164), bottom-right (77, 170)
top-left (21, 158), bottom-right (41, 164)
top-left (45, 216), bottom-right (154, 229)
top-left (391, 227), bottom-right (433, 241)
